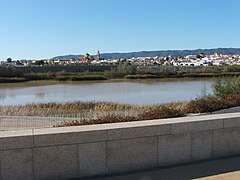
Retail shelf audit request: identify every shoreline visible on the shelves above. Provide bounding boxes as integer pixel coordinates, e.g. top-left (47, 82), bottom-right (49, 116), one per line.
top-left (0, 72), bottom-right (239, 84)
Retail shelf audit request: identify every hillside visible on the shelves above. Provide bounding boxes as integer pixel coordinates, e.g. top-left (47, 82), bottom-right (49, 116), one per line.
top-left (52, 48), bottom-right (240, 60)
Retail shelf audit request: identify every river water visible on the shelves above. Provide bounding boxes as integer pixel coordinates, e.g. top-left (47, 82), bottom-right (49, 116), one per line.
top-left (0, 78), bottom-right (214, 106)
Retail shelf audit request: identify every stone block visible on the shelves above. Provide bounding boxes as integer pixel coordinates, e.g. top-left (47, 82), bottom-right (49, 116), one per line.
top-left (108, 124), bottom-right (170, 140)
top-left (224, 117), bottom-right (240, 128)
top-left (78, 142), bottom-right (107, 177)
top-left (33, 127), bottom-right (107, 147)
top-left (0, 149), bottom-right (33, 180)
top-left (171, 120), bottom-right (223, 134)
top-left (0, 130), bottom-right (33, 150)
top-left (107, 137), bottom-right (158, 173)
top-left (212, 128), bottom-right (240, 158)
top-left (191, 131), bottom-right (212, 160)
top-left (33, 145), bottom-right (78, 180)
top-left (158, 134), bottom-right (191, 166)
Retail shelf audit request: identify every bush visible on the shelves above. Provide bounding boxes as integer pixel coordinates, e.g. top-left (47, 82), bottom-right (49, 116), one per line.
top-left (138, 106), bottom-right (183, 120)
top-left (54, 106), bottom-right (184, 127)
top-left (185, 97), bottom-right (229, 113)
top-left (212, 77), bottom-right (240, 98)
top-left (54, 115), bottom-right (139, 127)
top-left (184, 77), bottom-right (240, 113)
top-left (225, 94), bottom-right (240, 107)
top-left (185, 93), bottom-right (240, 114)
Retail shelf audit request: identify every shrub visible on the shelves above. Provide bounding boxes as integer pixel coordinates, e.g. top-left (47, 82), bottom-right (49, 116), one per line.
top-left (185, 93), bottom-right (240, 114)
top-left (138, 106), bottom-right (183, 120)
top-left (212, 77), bottom-right (240, 98)
top-left (54, 115), bottom-right (139, 127)
top-left (225, 94), bottom-right (240, 107)
top-left (185, 97), bottom-right (229, 113)
top-left (54, 106), bottom-right (184, 127)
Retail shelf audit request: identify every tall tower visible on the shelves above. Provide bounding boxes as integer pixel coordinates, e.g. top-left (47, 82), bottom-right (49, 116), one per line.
top-left (96, 50), bottom-right (101, 61)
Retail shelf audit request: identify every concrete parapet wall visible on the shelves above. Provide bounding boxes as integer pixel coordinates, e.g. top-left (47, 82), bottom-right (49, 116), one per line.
top-left (0, 113), bottom-right (240, 179)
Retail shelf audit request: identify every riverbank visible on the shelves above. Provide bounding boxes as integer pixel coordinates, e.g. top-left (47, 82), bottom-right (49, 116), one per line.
top-left (0, 77), bottom-right (28, 83)
top-left (0, 72), bottom-right (239, 83)
top-left (0, 65), bottom-right (240, 83)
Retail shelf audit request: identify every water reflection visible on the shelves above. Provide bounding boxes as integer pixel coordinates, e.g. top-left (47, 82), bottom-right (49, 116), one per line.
top-left (0, 79), bottom-right (214, 106)
top-left (35, 92), bottom-right (46, 99)
top-left (0, 94), bottom-right (5, 101)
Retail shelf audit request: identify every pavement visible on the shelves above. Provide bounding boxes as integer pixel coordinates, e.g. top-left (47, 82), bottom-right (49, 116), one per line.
top-left (80, 156), bottom-right (240, 180)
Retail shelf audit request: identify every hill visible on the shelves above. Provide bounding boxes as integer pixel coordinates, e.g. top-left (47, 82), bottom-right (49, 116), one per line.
top-left (52, 48), bottom-right (240, 60)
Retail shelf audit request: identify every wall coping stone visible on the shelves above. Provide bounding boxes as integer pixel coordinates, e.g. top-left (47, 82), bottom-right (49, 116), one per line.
top-left (0, 112), bottom-right (239, 149)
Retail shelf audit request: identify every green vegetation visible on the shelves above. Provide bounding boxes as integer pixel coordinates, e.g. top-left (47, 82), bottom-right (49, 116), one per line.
top-left (185, 94), bottom-right (240, 113)
top-left (34, 60), bottom-right (44, 66)
top-left (0, 66), bottom-right (24, 78)
top-left (54, 106), bottom-right (183, 127)
top-left (185, 77), bottom-right (240, 113)
top-left (55, 75), bottom-right (107, 81)
top-left (124, 74), bottom-right (159, 79)
top-left (224, 65), bottom-right (240, 72)
top-left (0, 65), bottom-right (240, 83)
top-left (0, 77), bottom-right (28, 83)
top-left (213, 77), bottom-right (240, 98)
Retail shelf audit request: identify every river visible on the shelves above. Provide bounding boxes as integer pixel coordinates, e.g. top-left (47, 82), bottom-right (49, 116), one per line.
top-left (0, 78), bottom-right (214, 106)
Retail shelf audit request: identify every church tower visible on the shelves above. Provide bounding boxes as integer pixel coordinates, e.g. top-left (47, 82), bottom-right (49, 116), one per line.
top-left (96, 50), bottom-right (101, 61)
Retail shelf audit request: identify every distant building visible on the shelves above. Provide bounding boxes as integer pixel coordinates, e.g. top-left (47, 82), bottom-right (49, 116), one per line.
top-left (96, 50), bottom-right (101, 61)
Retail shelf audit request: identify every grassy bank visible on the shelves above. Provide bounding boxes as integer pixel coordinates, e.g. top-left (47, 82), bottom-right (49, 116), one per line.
top-left (0, 77), bottom-right (28, 83)
top-left (0, 65), bottom-right (240, 83)
top-left (55, 75), bottom-right (107, 81)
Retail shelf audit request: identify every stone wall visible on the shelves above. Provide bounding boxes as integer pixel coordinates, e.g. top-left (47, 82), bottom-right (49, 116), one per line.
top-left (0, 112), bottom-right (240, 180)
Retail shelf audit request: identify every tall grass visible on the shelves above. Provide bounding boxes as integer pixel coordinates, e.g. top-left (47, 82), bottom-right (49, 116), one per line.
top-left (54, 106), bottom-right (184, 127)
top-left (0, 101), bottom-right (140, 116)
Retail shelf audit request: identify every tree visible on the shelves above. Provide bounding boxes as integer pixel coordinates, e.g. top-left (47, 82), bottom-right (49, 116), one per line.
top-left (35, 60), bottom-right (45, 66)
top-left (6, 57), bottom-right (12, 63)
top-left (196, 53), bottom-right (206, 59)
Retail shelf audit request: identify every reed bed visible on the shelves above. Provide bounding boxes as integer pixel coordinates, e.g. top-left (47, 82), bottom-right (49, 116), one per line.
top-left (0, 101), bottom-right (143, 117)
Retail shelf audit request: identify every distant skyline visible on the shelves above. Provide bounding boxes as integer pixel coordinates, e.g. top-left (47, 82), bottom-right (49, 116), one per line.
top-left (0, 0), bottom-right (240, 60)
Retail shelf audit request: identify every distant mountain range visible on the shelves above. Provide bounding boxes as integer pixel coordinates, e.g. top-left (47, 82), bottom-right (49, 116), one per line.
top-left (52, 48), bottom-right (240, 60)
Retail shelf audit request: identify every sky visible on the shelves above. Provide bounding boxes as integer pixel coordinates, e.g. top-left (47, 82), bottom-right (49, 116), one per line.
top-left (0, 0), bottom-right (240, 60)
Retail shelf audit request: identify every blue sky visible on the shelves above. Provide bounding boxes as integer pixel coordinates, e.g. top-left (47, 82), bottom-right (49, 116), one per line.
top-left (0, 0), bottom-right (240, 60)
